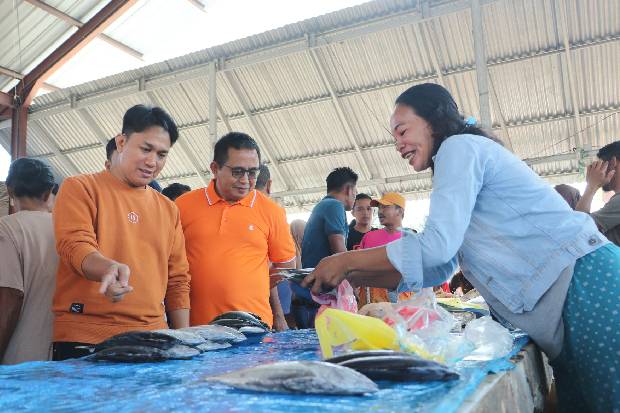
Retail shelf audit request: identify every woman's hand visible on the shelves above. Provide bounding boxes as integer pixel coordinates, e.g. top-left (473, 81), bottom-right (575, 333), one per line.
top-left (302, 253), bottom-right (350, 295)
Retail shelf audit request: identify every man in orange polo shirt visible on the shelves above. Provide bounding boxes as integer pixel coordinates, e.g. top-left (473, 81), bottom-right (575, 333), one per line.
top-left (176, 132), bottom-right (296, 330)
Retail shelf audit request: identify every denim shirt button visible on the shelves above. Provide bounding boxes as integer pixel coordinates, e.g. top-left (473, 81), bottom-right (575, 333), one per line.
top-left (588, 237), bottom-right (598, 246)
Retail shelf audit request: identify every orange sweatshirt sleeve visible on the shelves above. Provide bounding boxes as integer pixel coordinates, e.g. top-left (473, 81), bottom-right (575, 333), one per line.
top-left (53, 176), bottom-right (99, 275)
top-left (164, 208), bottom-right (191, 311)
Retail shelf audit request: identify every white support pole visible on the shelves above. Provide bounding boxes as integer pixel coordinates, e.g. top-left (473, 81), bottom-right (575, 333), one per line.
top-left (471, 0), bottom-right (491, 128)
top-left (208, 61), bottom-right (218, 144)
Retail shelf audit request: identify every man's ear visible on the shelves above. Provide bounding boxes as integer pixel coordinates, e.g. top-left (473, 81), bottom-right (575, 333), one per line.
top-left (115, 133), bottom-right (127, 153)
top-left (265, 179), bottom-right (272, 195)
top-left (210, 161), bottom-right (219, 176)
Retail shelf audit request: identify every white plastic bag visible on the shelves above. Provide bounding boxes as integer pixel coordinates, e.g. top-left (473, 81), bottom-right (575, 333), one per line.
top-left (463, 316), bottom-right (514, 361)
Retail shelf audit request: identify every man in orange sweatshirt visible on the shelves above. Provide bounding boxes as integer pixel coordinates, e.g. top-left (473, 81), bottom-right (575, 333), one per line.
top-left (52, 104), bottom-right (191, 360)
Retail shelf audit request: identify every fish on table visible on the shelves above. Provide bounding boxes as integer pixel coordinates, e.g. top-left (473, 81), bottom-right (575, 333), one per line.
top-left (206, 361), bottom-right (379, 395)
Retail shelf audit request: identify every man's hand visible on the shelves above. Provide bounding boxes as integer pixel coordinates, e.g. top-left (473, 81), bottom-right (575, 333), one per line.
top-left (302, 253), bottom-right (350, 295)
top-left (586, 160), bottom-right (615, 190)
top-left (98, 262), bottom-right (133, 302)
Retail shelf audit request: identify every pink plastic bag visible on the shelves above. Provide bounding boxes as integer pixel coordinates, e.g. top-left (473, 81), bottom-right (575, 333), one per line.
top-left (312, 279), bottom-right (358, 315)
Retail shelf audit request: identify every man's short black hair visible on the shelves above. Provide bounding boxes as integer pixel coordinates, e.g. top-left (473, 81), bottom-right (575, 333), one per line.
top-left (162, 183), bottom-right (191, 201)
top-left (326, 167), bottom-right (358, 192)
top-left (213, 132), bottom-right (261, 166)
top-left (106, 137), bottom-right (117, 161)
top-left (6, 157), bottom-right (55, 199)
top-left (597, 141), bottom-right (620, 161)
top-left (122, 104), bottom-right (179, 145)
top-left (255, 163), bottom-right (271, 190)
top-left (353, 193), bottom-right (372, 208)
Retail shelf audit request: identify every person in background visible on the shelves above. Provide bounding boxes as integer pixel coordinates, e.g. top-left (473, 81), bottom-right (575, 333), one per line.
top-left (255, 163), bottom-right (291, 331)
top-left (449, 271), bottom-right (474, 296)
top-left (176, 133), bottom-right (295, 332)
top-left (347, 193), bottom-right (376, 250)
top-left (286, 219), bottom-right (306, 328)
top-left (52, 104), bottom-right (191, 361)
top-left (575, 141), bottom-right (620, 246)
top-left (105, 136), bottom-right (162, 192)
top-left (0, 182), bottom-right (8, 217)
top-left (292, 167), bottom-right (358, 328)
top-left (255, 163), bottom-right (272, 196)
top-left (304, 83), bottom-right (620, 411)
top-left (0, 158), bottom-right (58, 364)
top-left (357, 192), bottom-right (413, 305)
top-left (554, 184), bottom-right (581, 210)
top-left (162, 183), bottom-right (191, 201)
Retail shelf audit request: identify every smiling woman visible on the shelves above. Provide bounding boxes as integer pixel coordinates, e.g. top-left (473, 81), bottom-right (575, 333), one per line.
top-left (305, 82), bottom-right (620, 412)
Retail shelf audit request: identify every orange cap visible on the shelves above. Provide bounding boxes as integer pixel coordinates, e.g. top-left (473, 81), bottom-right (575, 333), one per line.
top-left (370, 192), bottom-right (406, 209)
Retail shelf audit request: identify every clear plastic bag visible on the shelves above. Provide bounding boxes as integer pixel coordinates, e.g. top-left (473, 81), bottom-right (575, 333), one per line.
top-left (463, 316), bottom-right (514, 361)
top-left (311, 279), bottom-right (358, 313)
top-left (386, 289), bottom-right (470, 363)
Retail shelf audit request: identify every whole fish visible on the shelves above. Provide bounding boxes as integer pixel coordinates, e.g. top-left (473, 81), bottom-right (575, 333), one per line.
top-left (325, 351), bottom-right (459, 382)
top-left (206, 361), bottom-right (378, 395)
top-left (90, 344), bottom-right (200, 362)
top-left (95, 329), bottom-right (205, 352)
top-left (180, 325), bottom-right (246, 343)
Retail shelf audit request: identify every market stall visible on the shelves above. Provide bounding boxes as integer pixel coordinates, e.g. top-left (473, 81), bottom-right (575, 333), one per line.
top-left (0, 329), bottom-right (548, 413)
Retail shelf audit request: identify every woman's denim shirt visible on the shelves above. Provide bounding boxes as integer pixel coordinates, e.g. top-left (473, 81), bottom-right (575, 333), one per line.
top-left (386, 134), bottom-right (608, 313)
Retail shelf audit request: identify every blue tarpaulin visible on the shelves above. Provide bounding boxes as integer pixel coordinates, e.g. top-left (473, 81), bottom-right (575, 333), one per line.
top-left (0, 330), bottom-right (528, 413)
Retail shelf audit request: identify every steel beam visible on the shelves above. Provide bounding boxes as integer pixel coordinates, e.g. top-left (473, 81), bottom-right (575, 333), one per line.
top-left (555, 0), bottom-right (584, 149)
top-left (9, 0), bottom-right (137, 162)
top-left (15, 0), bottom-right (138, 108)
top-left (22, 31), bottom-right (619, 127)
top-left (0, 66), bottom-right (23, 80)
top-left (416, 20), bottom-right (445, 86)
top-left (208, 61), bottom-right (218, 143)
top-left (29, 121), bottom-right (81, 175)
top-left (185, 0), bottom-right (207, 12)
top-left (24, 0), bottom-right (143, 60)
top-left (23, 0), bottom-right (504, 121)
top-left (31, 105), bottom-right (619, 169)
top-left (471, 0), bottom-right (491, 128)
top-left (223, 70), bottom-right (292, 190)
top-left (10, 106), bottom-right (28, 159)
top-left (307, 40), bottom-right (380, 195)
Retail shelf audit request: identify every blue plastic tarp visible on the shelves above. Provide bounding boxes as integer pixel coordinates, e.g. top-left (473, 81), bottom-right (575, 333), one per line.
top-left (0, 330), bottom-right (529, 413)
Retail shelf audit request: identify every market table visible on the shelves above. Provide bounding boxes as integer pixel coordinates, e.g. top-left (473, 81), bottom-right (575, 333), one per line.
top-left (0, 330), bottom-right (545, 413)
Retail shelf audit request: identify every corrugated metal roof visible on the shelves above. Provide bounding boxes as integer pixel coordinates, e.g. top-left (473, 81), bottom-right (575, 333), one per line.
top-left (1, 0), bottom-right (619, 213)
top-left (0, 0), bottom-right (105, 90)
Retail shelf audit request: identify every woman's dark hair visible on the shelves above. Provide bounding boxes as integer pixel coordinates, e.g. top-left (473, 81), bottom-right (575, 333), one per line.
top-left (395, 83), bottom-right (502, 169)
top-left (6, 158), bottom-right (56, 199)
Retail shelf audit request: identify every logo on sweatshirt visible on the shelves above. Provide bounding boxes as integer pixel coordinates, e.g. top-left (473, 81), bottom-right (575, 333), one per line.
top-left (70, 303), bottom-right (84, 314)
top-left (128, 212), bottom-right (139, 224)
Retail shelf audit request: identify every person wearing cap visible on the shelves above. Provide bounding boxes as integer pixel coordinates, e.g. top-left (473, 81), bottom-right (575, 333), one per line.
top-left (357, 192), bottom-right (413, 304)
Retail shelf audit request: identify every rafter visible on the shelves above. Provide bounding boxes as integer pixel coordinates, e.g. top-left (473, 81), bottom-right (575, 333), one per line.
top-left (24, 0), bottom-right (143, 60)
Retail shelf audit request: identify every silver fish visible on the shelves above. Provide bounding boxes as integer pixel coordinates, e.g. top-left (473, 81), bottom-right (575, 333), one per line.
top-left (180, 325), bottom-right (246, 343)
top-left (206, 361), bottom-right (378, 395)
top-left (196, 341), bottom-right (232, 352)
top-left (90, 344), bottom-right (200, 362)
